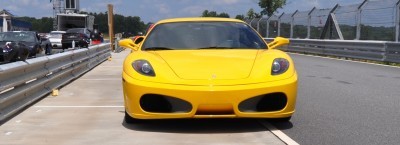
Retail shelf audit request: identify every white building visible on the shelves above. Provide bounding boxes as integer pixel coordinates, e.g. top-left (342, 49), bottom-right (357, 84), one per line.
top-left (0, 9), bottom-right (32, 32)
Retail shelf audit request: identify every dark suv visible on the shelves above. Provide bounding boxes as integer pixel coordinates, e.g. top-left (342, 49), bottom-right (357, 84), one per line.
top-left (62, 28), bottom-right (91, 50)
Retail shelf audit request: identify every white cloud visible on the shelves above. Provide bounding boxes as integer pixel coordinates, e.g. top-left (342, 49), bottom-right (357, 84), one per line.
top-left (182, 5), bottom-right (207, 15)
top-left (213, 0), bottom-right (240, 5)
top-left (156, 3), bottom-right (170, 14)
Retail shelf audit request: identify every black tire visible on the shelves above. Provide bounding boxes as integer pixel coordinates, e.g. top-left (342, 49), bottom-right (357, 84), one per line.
top-left (125, 111), bottom-right (144, 124)
top-left (18, 47), bottom-right (29, 61)
top-left (83, 42), bottom-right (89, 48)
top-left (62, 45), bottom-right (67, 52)
top-left (7, 49), bottom-right (18, 62)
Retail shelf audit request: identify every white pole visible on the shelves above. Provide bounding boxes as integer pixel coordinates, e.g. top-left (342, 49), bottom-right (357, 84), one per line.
top-left (2, 16), bottom-right (7, 32)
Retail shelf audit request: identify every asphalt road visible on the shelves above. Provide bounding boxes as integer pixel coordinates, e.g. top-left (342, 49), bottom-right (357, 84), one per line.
top-left (272, 54), bottom-right (400, 145)
top-left (0, 49), bottom-right (284, 145)
top-left (2, 49), bottom-right (400, 144)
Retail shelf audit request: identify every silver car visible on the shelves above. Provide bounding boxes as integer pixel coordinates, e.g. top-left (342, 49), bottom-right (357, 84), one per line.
top-left (48, 31), bottom-right (66, 49)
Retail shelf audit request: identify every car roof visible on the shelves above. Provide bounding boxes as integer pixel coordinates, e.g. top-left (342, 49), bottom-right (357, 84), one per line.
top-left (156, 17), bottom-right (244, 24)
top-left (50, 31), bottom-right (66, 33)
top-left (3, 31), bottom-right (35, 33)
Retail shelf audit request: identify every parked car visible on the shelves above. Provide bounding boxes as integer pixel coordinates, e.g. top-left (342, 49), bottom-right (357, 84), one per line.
top-left (48, 31), bottom-right (66, 49)
top-left (0, 31), bottom-right (49, 59)
top-left (119, 17), bottom-right (297, 124)
top-left (0, 42), bottom-right (30, 62)
top-left (62, 28), bottom-right (91, 50)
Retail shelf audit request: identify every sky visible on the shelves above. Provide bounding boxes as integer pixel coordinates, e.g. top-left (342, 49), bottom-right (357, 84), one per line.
top-left (1, 0), bottom-right (365, 23)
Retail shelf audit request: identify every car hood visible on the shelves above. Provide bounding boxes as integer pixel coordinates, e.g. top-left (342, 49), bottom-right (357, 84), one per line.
top-left (154, 50), bottom-right (259, 80)
top-left (0, 41), bottom-right (6, 46)
top-left (0, 41), bottom-right (33, 45)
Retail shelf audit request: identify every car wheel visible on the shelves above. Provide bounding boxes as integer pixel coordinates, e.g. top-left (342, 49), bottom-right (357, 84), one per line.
top-left (62, 45), bottom-right (68, 52)
top-left (125, 111), bottom-right (144, 124)
top-left (83, 42), bottom-right (89, 48)
top-left (18, 47), bottom-right (30, 61)
top-left (7, 49), bottom-right (18, 62)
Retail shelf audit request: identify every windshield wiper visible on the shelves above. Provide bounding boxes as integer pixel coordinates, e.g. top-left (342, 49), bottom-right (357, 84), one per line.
top-left (197, 46), bottom-right (233, 49)
top-left (143, 47), bottom-right (173, 51)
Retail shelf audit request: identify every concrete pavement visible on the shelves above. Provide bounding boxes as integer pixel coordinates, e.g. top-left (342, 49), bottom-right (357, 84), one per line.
top-left (0, 49), bottom-right (286, 145)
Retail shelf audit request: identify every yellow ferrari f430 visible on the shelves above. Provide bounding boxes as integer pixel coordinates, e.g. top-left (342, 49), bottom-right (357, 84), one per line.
top-left (119, 17), bottom-right (297, 123)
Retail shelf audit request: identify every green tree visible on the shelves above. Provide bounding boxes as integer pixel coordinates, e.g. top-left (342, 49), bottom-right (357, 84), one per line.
top-left (247, 8), bottom-right (255, 19)
top-left (218, 12), bottom-right (230, 18)
top-left (201, 10), bottom-right (230, 18)
top-left (202, 10), bottom-right (209, 17)
top-left (16, 12), bottom-right (146, 35)
top-left (258, 0), bottom-right (286, 16)
top-left (235, 15), bottom-right (245, 20)
top-left (246, 8), bottom-right (261, 19)
top-left (15, 17), bottom-right (53, 32)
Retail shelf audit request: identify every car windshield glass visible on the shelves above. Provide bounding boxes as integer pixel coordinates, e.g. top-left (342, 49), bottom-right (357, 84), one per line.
top-left (142, 22), bottom-right (267, 50)
top-left (0, 32), bottom-right (36, 42)
top-left (50, 33), bottom-right (63, 38)
top-left (66, 29), bottom-right (84, 33)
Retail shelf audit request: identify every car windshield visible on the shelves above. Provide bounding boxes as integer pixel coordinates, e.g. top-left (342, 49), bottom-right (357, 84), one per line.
top-left (66, 28), bottom-right (84, 33)
top-left (50, 33), bottom-right (63, 38)
top-left (142, 22), bottom-right (267, 50)
top-left (0, 32), bottom-right (36, 42)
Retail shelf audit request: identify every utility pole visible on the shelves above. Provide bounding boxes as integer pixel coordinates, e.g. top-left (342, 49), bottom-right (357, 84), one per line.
top-left (108, 4), bottom-right (115, 51)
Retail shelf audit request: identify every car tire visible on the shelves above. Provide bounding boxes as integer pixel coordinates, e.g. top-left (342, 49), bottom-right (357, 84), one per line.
top-left (83, 42), bottom-right (89, 48)
top-left (62, 45), bottom-right (68, 52)
top-left (18, 47), bottom-right (30, 61)
top-left (125, 111), bottom-right (144, 124)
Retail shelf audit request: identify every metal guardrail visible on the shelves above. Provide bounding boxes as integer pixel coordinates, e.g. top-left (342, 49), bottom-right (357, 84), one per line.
top-left (0, 43), bottom-right (112, 122)
top-left (114, 33), bottom-right (124, 53)
top-left (265, 38), bottom-right (400, 63)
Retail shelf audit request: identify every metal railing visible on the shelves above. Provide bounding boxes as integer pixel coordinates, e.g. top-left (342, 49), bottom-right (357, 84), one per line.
top-left (0, 43), bottom-right (112, 122)
top-left (250, 0), bottom-right (400, 42)
top-left (114, 33), bottom-right (124, 53)
top-left (265, 38), bottom-right (400, 63)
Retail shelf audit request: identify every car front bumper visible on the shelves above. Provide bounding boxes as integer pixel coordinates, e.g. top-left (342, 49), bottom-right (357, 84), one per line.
top-left (123, 72), bottom-right (298, 119)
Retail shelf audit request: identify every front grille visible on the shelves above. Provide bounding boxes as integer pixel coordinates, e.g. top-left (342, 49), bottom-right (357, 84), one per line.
top-left (238, 93), bottom-right (287, 112)
top-left (140, 94), bottom-right (192, 113)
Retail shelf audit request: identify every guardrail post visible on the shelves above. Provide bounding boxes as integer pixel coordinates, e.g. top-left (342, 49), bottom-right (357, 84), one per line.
top-left (249, 18), bottom-right (255, 29)
top-left (356, 0), bottom-right (368, 40)
top-left (307, 7), bottom-right (316, 39)
top-left (266, 17), bottom-right (270, 38)
top-left (396, 1), bottom-right (400, 42)
top-left (257, 18), bottom-right (262, 33)
top-left (278, 13), bottom-right (284, 37)
top-left (290, 11), bottom-right (297, 38)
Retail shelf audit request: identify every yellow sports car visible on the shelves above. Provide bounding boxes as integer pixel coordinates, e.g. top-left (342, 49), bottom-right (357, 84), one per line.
top-left (119, 17), bottom-right (297, 124)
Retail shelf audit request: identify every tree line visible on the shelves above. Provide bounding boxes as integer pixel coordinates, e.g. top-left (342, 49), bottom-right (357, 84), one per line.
top-left (201, 0), bottom-right (286, 20)
top-left (15, 0), bottom-right (286, 35)
top-left (15, 12), bottom-right (147, 37)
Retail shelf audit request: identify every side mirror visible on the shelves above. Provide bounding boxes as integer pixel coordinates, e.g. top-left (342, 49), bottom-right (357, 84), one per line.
top-left (134, 36), bottom-right (145, 45)
top-left (267, 37), bottom-right (289, 49)
top-left (119, 38), bottom-right (138, 51)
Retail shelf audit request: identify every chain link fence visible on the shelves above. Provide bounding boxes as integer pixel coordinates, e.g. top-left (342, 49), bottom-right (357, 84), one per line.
top-left (248, 0), bottom-right (400, 42)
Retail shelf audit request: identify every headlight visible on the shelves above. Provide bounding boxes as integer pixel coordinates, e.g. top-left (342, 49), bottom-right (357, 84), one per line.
top-left (132, 60), bottom-right (155, 76)
top-left (271, 58), bottom-right (289, 75)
